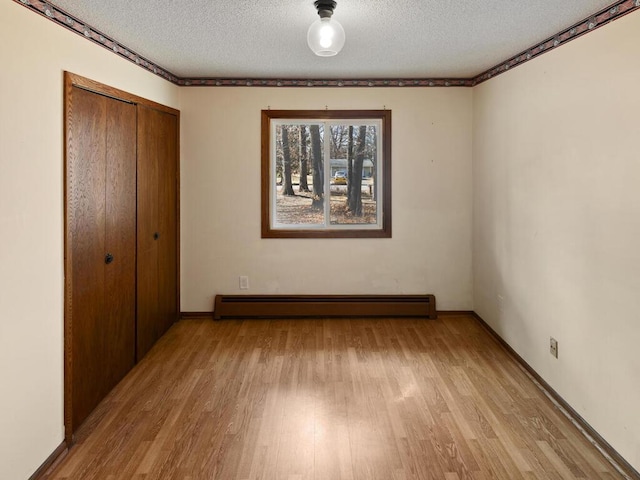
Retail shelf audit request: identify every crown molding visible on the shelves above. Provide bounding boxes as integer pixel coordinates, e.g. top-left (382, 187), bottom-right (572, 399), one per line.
top-left (12, 0), bottom-right (640, 88)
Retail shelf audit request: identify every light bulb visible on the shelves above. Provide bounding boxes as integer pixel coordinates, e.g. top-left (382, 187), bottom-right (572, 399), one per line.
top-left (307, 17), bottom-right (345, 56)
top-left (319, 24), bottom-right (334, 48)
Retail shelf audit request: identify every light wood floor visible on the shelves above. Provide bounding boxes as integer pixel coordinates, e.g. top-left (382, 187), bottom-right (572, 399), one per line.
top-left (48, 315), bottom-right (624, 479)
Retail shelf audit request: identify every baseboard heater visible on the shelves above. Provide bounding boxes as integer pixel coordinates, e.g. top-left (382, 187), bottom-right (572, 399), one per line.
top-left (213, 294), bottom-right (436, 320)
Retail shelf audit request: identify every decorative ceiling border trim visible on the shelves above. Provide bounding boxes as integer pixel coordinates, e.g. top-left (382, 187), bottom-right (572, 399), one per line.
top-left (13, 0), bottom-right (640, 88)
top-left (175, 78), bottom-right (473, 87)
top-left (13, 0), bottom-right (179, 84)
top-left (471, 0), bottom-right (640, 86)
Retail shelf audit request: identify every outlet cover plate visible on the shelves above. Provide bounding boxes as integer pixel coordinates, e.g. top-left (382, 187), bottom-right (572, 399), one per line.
top-left (550, 337), bottom-right (558, 358)
top-left (497, 294), bottom-right (504, 312)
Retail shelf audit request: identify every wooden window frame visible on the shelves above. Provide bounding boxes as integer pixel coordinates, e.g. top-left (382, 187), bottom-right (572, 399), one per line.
top-left (261, 109), bottom-right (392, 238)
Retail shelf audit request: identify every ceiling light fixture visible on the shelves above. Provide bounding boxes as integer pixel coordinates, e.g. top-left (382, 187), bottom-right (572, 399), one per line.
top-left (307, 0), bottom-right (345, 57)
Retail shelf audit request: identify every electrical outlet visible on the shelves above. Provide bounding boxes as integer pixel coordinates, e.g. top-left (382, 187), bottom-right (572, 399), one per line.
top-left (239, 276), bottom-right (249, 290)
top-left (550, 337), bottom-right (558, 358)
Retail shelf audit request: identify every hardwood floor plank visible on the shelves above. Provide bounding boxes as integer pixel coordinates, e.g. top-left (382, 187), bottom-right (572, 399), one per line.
top-left (46, 316), bottom-right (628, 480)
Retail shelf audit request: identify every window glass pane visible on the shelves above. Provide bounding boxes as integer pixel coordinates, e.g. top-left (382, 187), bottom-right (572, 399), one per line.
top-left (329, 124), bottom-right (378, 225)
top-left (273, 123), bottom-right (324, 226)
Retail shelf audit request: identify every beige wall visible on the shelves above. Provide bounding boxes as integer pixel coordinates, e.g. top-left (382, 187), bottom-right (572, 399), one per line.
top-left (179, 87), bottom-right (473, 312)
top-left (473, 12), bottom-right (640, 472)
top-left (0, 2), bottom-right (179, 479)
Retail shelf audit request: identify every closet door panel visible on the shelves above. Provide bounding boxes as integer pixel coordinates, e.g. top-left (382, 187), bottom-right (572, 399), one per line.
top-left (68, 87), bottom-right (136, 431)
top-left (157, 112), bottom-right (179, 336)
top-left (137, 105), bottom-right (161, 360)
top-left (69, 88), bottom-right (108, 430)
top-left (137, 105), bottom-right (179, 360)
top-left (104, 99), bottom-right (137, 388)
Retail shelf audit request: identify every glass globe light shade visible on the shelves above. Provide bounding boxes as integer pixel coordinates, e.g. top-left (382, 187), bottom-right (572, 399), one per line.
top-left (307, 17), bottom-right (345, 56)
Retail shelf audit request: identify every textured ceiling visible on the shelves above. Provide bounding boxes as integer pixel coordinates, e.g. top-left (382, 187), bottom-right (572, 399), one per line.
top-left (48, 0), bottom-right (617, 79)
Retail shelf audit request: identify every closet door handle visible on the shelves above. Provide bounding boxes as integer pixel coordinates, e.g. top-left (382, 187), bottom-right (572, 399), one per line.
top-left (153, 232), bottom-right (160, 240)
top-left (105, 253), bottom-right (114, 264)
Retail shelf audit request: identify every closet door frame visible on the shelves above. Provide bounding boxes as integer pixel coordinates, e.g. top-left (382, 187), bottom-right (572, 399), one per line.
top-left (64, 72), bottom-right (180, 445)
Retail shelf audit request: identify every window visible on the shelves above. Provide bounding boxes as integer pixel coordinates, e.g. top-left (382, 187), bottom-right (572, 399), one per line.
top-left (261, 110), bottom-right (391, 238)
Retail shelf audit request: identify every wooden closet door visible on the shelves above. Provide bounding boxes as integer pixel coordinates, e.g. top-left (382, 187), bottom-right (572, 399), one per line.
top-left (137, 105), bottom-right (179, 360)
top-left (67, 86), bottom-right (136, 432)
top-left (157, 111), bottom-right (179, 337)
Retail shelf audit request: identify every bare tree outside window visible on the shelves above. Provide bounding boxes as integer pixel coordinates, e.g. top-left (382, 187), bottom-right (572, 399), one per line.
top-left (299, 126), bottom-right (310, 193)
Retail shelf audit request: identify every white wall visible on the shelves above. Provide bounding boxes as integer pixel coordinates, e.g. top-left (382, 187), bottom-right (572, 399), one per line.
top-left (473, 12), bottom-right (640, 472)
top-left (179, 87), bottom-right (473, 312)
top-left (0, 2), bottom-right (179, 479)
